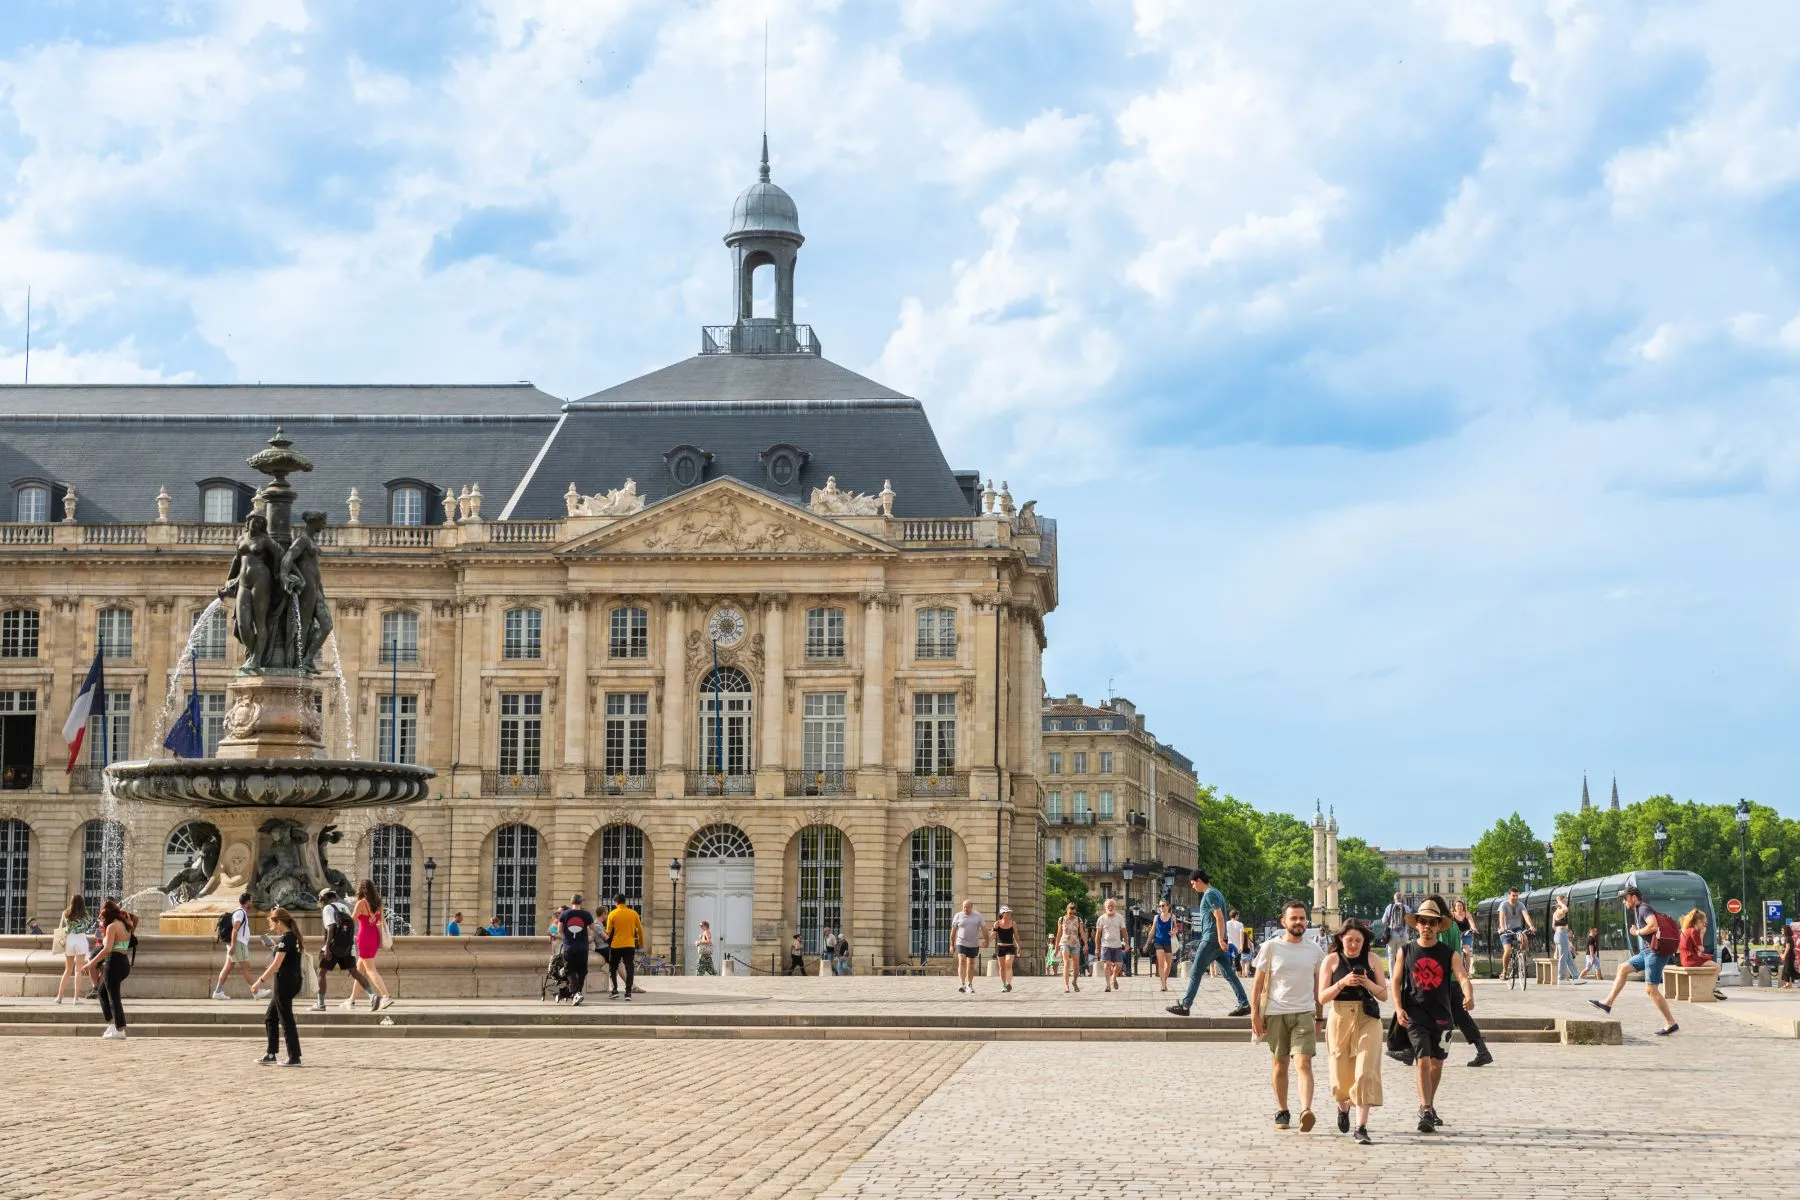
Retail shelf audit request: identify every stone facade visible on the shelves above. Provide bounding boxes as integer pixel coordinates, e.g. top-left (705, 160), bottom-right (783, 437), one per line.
top-left (1038, 694), bottom-right (1197, 912)
top-left (1371, 844), bottom-right (1473, 908)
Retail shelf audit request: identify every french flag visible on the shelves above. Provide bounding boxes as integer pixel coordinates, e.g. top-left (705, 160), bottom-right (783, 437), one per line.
top-left (62, 648), bottom-right (106, 773)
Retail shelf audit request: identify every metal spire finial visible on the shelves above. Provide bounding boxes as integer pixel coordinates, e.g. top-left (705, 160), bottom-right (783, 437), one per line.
top-left (760, 132), bottom-right (770, 184)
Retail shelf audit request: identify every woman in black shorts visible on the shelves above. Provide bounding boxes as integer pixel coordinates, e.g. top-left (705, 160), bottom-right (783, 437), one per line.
top-left (991, 906), bottom-right (1019, 993)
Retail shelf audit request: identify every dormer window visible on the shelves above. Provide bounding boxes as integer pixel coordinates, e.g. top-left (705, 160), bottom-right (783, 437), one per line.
top-left (760, 443), bottom-right (809, 491)
top-left (663, 445), bottom-right (713, 490)
top-left (12, 483), bottom-right (50, 523)
top-left (390, 485), bottom-right (425, 526)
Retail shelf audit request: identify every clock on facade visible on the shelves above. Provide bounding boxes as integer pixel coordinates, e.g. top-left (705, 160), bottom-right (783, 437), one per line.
top-left (707, 607), bottom-right (747, 647)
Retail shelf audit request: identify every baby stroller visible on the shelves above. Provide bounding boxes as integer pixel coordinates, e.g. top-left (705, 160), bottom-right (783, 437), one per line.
top-left (541, 948), bottom-right (575, 1003)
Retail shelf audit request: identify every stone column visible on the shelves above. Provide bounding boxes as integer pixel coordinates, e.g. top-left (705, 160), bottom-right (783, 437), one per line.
top-left (755, 596), bottom-right (786, 797)
top-left (1310, 810), bottom-right (1327, 925)
top-left (1325, 814), bottom-right (1341, 930)
top-left (656, 597), bottom-right (688, 797)
top-left (452, 598), bottom-right (486, 798)
top-left (858, 594), bottom-right (888, 797)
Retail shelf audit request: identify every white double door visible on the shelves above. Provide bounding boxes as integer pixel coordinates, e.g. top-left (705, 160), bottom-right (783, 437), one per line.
top-left (685, 855), bottom-right (754, 973)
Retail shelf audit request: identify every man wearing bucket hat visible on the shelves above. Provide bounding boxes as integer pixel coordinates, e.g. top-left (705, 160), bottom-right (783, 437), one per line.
top-left (1394, 896), bottom-right (1472, 1134)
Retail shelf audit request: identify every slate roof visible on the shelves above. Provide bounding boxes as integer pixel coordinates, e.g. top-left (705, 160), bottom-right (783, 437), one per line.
top-left (568, 353), bottom-right (908, 406)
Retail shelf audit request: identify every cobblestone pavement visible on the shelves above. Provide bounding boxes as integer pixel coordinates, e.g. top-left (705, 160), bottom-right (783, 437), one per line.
top-left (2, 976), bottom-right (1794, 1199)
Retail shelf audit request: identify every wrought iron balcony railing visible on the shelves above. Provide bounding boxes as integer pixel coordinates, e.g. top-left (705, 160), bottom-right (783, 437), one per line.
top-left (785, 769), bottom-right (853, 797)
top-left (586, 770), bottom-right (650, 796)
top-left (480, 770), bottom-right (546, 797)
top-left (686, 770), bottom-right (754, 796)
top-left (908, 771), bottom-right (967, 797)
top-left (700, 322), bottom-right (822, 357)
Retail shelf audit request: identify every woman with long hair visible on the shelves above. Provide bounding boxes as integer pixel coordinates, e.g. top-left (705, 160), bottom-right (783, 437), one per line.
top-left (55, 894), bottom-right (97, 1004)
top-left (251, 907), bottom-right (305, 1066)
top-left (343, 878), bottom-right (391, 1012)
top-left (1146, 899), bottom-right (1176, 992)
top-left (694, 921), bottom-right (717, 976)
top-left (1552, 895), bottom-right (1580, 985)
top-left (1449, 898), bottom-right (1476, 979)
top-left (1319, 919), bottom-right (1386, 1144)
top-left (991, 906), bottom-right (1020, 993)
top-left (1057, 903), bottom-right (1088, 994)
top-left (82, 900), bottom-right (134, 1038)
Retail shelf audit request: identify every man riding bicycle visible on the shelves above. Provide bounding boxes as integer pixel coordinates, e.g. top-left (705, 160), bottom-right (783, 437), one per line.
top-left (1498, 886), bottom-right (1535, 982)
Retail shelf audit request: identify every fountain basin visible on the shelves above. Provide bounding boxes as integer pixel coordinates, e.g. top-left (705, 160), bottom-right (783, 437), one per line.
top-left (106, 757), bottom-right (434, 809)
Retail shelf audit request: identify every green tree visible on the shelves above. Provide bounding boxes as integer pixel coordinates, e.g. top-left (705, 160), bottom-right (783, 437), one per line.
top-left (1044, 862), bottom-right (1094, 934)
top-left (1469, 813), bottom-right (1544, 902)
top-left (1191, 785), bottom-right (1268, 919)
top-left (1337, 836), bottom-right (1398, 919)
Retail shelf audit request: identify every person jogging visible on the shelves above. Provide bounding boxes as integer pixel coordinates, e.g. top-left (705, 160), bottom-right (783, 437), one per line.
top-left (556, 894), bottom-right (596, 1005)
top-left (1057, 903), bottom-right (1088, 994)
top-left (313, 888), bottom-right (373, 1011)
top-left (1588, 886), bottom-right (1679, 1036)
top-left (1166, 871), bottom-right (1251, 1018)
top-left (604, 893), bottom-right (643, 999)
top-left (1250, 900), bottom-right (1324, 1132)
top-left (1319, 918), bottom-right (1386, 1144)
top-left (1394, 896), bottom-right (1473, 1133)
top-left (251, 907), bottom-right (304, 1066)
top-left (213, 892), bottom-right (259, 1000)
top-left (1497, 886), bottom-right (1534, 984)
top-left (1095, 898), bottom-right (1128, 993)
top-left (950, 900), bottom-right (986, 993)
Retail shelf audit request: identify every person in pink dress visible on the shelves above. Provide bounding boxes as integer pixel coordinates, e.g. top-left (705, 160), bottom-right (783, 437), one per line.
top-left (343, 878), bottom-right (392, 1012)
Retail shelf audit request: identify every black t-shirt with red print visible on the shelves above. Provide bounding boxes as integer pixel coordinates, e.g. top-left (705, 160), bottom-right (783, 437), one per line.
top-left (1400, 938), bottom-right (1454, 1026)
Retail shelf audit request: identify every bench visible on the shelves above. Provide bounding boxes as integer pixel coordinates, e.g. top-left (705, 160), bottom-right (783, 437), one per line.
top-left (1661, 964), bottom-right (1719, 1002)
top-left (1534, 957), bottom-right (1556, 986)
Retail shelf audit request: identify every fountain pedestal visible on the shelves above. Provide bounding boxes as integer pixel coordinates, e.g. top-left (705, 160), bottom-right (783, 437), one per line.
top-left (217, 672), bottom-right (325, 760)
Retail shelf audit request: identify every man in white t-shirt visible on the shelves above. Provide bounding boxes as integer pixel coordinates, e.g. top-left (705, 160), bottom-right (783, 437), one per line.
top-left (1225, 911), bottom-right (1246, 974)
top-left (1250, 900), bottom-right (1324, 1132)
top-left (212, 892), bottom-right (266, 1000)
top-left (1095, 898), bottom-right (1129, 992)
top-left (949, 900), bottom-right (986, 993)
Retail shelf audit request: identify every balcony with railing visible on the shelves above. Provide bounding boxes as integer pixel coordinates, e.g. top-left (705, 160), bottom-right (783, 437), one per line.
top-left (686, 770), bottom-right (754, 796)
top-left (908, 770), bottom-right (967, 797)
top-left (0, 524), bottom-right (54, 546)
top-left (67, 767), bottom-right (105, 794)
top-left (700, 323), bottom-right (822, 357)
top-left (586, 770), bottom-right (650, 797)
top-left (1066, 859), bottom-right (1117, 875)
top-left (0, 765), bottom-right (42, 791)
top-left (1047, 811), bottom-right (1097, 826)
top-left (785, 769), bottom-right (854, 797)
top-left (480, 770), bottom-right (547, 797)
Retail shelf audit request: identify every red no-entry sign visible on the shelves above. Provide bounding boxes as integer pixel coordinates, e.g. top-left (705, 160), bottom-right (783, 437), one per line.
top-left (1727, 898), bottom-right (1743, 914)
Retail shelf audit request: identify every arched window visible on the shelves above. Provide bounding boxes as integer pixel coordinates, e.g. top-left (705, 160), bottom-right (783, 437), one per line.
top-left (697, 666), bottom-right (753, 780)
top-left (370, 825), bottom-right (414, 932)
top-left (1, 609), bottom-right (38, 659)
top-left (191, 607), bottom-right (227, 661)
top-left (80, 819), bottom-right (125, 908)
top-left (797, 825), bottom-right (843, 955)
top-left (162, 821), bottom-right (219, 902)
top-left (380, 610), bottom-right (419, 663)
top-left (608, 607), bottom-right (648, 659)
top-left (492, 823), bottom-right (539, 936)
top-left (502, 607), bottom-right (542, 660)
top-left (598, 824), bottom-right (644, 912)
top-left (909, 826), bottom-right (953, 958)
top-left (0, 818), bottom-right (29, 933)
top-left (13, 484), bottom-right (50, 523)
top-left (686, 824), bottom-right (753, 860)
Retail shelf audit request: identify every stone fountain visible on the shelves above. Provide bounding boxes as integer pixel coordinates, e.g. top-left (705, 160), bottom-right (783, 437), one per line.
top-left (106, 429), bottom-right (434, 933)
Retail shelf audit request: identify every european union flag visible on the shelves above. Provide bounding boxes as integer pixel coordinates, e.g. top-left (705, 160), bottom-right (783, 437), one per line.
top-left (162, 657), bottom-right (205, 759)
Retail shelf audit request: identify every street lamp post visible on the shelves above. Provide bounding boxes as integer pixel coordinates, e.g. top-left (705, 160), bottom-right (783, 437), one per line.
top-left (668, 859), bottom-right (682, 973)
top-left (1736, 799), bottom-right (1751, 951)
top-left (423, 856), bottom-right (437, 935)
top-left (912, 861), bottom-right (932, 969)
top-left (1580, 833), bottom-right (1591, 877)
top-left (1121, 860), bottom-right (1135, 976)
top-left (1653, 821), bottom-right (1668, 870)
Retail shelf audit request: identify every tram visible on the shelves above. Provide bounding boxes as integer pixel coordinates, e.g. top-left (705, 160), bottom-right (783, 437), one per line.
top-left (1471, 869), bottom-right (1717, 972)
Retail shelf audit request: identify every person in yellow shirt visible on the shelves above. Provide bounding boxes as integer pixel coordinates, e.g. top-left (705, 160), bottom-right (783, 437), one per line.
top-left (603, 894), bottom-right (644, 1000)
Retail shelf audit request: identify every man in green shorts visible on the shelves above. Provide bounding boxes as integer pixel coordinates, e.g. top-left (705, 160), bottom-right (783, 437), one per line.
top-left (1250, 900), bottom-right (1325, 1132)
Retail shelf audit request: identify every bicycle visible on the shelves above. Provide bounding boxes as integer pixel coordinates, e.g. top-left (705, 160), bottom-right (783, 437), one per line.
top-left (1502, 933), bottom-right (1530, 990)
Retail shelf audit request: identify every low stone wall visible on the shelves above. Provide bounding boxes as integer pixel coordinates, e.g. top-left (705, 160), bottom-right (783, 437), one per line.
top-left (0, 934), bottom-right (548, 1000)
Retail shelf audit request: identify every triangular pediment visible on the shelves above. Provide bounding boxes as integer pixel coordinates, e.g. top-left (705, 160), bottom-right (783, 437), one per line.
top-left (561, 479), bottom-right (894, 556)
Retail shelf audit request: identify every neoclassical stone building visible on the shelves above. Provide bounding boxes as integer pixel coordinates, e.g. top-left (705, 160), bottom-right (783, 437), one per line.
top-left (0, 148), bottom-right (1058, 970)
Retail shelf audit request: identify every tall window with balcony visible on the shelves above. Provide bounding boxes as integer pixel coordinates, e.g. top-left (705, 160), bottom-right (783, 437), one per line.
top-left (389, 485), bottom-right (424, 526)
top-left (1099, 751), bottom-right (1113, 774)
top-left (1099, 836), bottom-right (1114, 868)
top-left (498, 693), bottom-right (542, 780)
top-left (378, 695), bottom-right (418, 764)
top-left (602, 693), bottom-right (648, 789)
top-left (381, 611), bottom-right (420, 663)
top-left (800, 693), bottom-right (845, 792)
top-left (805, 607), bottom-right (845, 659)
top-left (1048, 837), bottom-right (1062, 863)
top-left (915, 607), bottom-right (956, 659)
top-left (87, 692), bottom-right (131, 766)
top-left (911, 693), bottom-right (956, 791)
top-left (697, 667), bottom-right (753, 786)
top-left (13, 484), bottom-right (50, 523)
top-left (201, 486), bottom-right (238, 524)
top-left (0, 690), bottom-right (36, 790)
top-left (192, 607), bottom-right (227, 661)
top-left (2, 610), bottom-right (39, 660)
top-left (609, 607), bottom-right (648, 658)
top-left (1073, 790), bottom-right (1088, 821)
top-left (1073, 837), bottom-right (1088, 867)
top-left (96, 608), bottom-right (132, 659)
top-left (502, 608), bottom-right (542, 660)
top-left (1046, 790), bottom-right (1062, 820)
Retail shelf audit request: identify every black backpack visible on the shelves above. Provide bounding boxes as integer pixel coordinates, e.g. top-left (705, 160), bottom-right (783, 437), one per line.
top-left (326, 904), bottom-right (356, 955)
top-left (215, 911), bottom-right (235, 944)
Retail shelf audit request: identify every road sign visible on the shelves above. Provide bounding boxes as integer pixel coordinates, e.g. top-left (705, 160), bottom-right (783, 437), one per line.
top-left (1768, 900), bottom-right (1786, 924)
top-left (1727, 898), bottom-right (1743, 914)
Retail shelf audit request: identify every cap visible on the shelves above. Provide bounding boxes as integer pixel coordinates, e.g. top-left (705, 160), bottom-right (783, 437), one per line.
top-left (999, 905), bottom-right (1012, 914)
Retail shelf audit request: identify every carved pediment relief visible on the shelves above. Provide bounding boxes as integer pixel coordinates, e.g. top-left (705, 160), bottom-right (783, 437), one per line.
top-left (564, 481), bottom-right (892, 557)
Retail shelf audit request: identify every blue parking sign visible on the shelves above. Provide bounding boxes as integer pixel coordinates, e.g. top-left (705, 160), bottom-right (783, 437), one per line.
top-left (1768, 900), bottom-right (1786, 924)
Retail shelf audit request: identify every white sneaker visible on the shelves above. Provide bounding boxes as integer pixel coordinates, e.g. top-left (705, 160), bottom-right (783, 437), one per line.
top-left (339, 998), bottom-right (357, 1010)
top-left (310, 1000), bottom-right (326, 1011)
top-left (211, 988), bottom-right (228, 1001)
top-left (572, 992), bottom-right (584, 1006)
top-left (253, 988), bottom-right (273, 1000)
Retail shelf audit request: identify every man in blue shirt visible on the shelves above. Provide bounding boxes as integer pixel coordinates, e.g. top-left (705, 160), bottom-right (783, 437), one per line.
top-left (445, 912), bottom-right (462, 937)
top-left (1167, 870), bottom-right (1251, 1017)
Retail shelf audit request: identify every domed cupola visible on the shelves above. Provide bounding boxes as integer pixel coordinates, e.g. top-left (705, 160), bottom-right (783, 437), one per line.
top-left (727, 136), bottom-right (803, 242)
top-left (722, 136), bottom-right (805, 335)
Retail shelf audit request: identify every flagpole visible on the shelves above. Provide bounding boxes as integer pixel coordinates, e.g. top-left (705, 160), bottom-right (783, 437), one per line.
top-left (97, 631), bottom-right (108, 769)
top-left (390, 636), bottom-right (399, 763)
top-left (712, 638), bottom-right (722, 779)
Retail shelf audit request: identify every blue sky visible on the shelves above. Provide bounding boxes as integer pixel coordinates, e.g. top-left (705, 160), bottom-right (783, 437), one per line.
top-left (2, 0), bottom-right (1798, 846)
